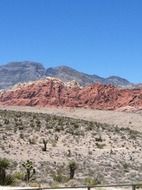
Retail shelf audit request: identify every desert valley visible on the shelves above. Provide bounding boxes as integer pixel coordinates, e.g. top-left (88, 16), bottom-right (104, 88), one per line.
top-left (0, 62), bottom-right (142, 188)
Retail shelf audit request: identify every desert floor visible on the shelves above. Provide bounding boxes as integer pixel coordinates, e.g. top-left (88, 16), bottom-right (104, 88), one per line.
top-left (0, 105), bottom-right (142, 132)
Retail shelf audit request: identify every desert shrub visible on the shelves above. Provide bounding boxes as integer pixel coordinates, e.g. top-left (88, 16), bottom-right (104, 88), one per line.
top-left (2, 174), bottom-right (15, 185)
top-left (129, 133), bottom-right (137, 140)
top-left (36, 119), bottom-right (41, 127)
top-left (123, 163), bottom-right (129, 169)
top-left (95, 143), bottom-right (105, 149)
top-left (19, 133), bottom-right (24, 139)
top-left (65, 127), bottom-right (84, 136)
top-left (54, 125), bottom-right (64, 132)
top-left (88, 150), bottom-right (93, 155)
top-left (73, 123), bottom-right (79, 129)
top-left (0, 158), bottom-right (14, 185)
top-left (84, 177), bottom-right (100, 186)
top-left (18, 125), bottom-right (24, 130)
top-left (13, 171), bottom-right (24, 180)
top-left (29, 136), bottom-right (37, 144)
top-left (4, 119), bottom-right (9, 125)
top-left (95, 137), bottom-right (103, 142)
top-left (86, 123), bottom-right (95, 131)
top-left (74, 130), bottom-right (84, 136)
top-left (30, 122), bottom-right (35, 128)
top-left (52, 173), bottom-right (68, 183)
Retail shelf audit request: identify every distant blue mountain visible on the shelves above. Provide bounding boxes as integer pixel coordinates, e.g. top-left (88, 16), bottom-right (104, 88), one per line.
top-left (0, 61), bottom-right (131, 89)
top-left (46, 65), bottom-right (131, 87)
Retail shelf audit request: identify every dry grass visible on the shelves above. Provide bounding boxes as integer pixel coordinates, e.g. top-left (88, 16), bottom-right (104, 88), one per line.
top-left (0, 105), bottom-right (142, 132)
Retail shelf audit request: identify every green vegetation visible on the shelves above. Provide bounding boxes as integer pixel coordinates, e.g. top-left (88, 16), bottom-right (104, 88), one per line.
top-left (84, 177), bottom-right (100, 186)
top-left (0, 158), bottom-right (14, 185)
top-left (22, 160), bottom-right (36, 182)
top-left (13, 171), bottom-right (24, 180)
top-left (68, 161), bottom-right (77, 179)
top-left (52, 173), bottom-right (68, 183)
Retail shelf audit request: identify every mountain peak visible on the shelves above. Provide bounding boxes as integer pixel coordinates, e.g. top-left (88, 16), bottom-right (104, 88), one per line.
top-left (0, 61), bottom-right (132, 89)
top-left (106, 75), bottom-right (130, 86)
top-left (0, 61), bottom-right (46, 89)
top-left (46, 65), bottom-right (131, 87)
top-left (5, 61), bottom-right (44, 68)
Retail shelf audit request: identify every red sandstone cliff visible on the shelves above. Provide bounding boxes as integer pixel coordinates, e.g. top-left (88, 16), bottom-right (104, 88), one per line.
top-left (0, 78), bottom-right (142, 110)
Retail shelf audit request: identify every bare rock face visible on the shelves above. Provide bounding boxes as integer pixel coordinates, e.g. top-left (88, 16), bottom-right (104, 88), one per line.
top-left (46, 65), bottom-right (131, 87)
top-left (0, 62), bottom-right (131, 89)
top-left (0, 78), bottom-right (142, 110)
top-left (0, 61), bottom-right (46, 89)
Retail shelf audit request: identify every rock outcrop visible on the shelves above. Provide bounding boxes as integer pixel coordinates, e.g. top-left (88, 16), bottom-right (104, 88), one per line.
top-left (0, 78), bottom-right (142, 110)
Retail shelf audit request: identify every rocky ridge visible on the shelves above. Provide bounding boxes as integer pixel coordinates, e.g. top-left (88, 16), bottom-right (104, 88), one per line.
top-left (46, 65), bottom-right (131, 87)
top-left (0, 78), bottom-right (142, 110)
top-left (0, 61), bottom-right (132, 89)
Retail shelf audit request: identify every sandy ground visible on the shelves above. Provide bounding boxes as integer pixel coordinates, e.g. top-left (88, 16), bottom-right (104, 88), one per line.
top-left (0, 106), bottom-right (142, 132)
top-left (0, 106), bottom-right (142, 188)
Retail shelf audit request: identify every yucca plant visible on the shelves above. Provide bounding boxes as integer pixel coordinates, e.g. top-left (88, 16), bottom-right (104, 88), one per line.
top-left (0, 158), bottom-right (14, 185)
top-left (22, 160), bottom-right (35, 182)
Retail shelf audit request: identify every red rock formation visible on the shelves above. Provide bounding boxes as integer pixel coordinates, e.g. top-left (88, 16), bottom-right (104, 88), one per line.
top-left (0, 78), bottom-right (142, 110)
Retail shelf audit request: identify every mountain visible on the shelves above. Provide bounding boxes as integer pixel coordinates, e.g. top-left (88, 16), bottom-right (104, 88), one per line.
top-left (0, 77), bottom-right (142, 111)
top-left (46, 65), bottom-right (131, 87)
top-left (46, 65), bottom-right (104, 86)
top-left (0, 61), bottom-right (46, 89)
top-left (105, 76), bottom-right (131, 86)
top-left (0, 61), bottom-right (131, 89)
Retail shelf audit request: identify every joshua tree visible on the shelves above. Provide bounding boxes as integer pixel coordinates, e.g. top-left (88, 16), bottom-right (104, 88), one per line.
top-left (22, 160), bottom-right (35, 182)
top-left (42, 138), bottom-right (48, 151)
top-left (68, 161), bottom-right (77, 179)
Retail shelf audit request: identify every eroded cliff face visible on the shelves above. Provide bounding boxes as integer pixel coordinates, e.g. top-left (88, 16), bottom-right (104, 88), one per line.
top-left (0, 77), bottom-right (142, 110)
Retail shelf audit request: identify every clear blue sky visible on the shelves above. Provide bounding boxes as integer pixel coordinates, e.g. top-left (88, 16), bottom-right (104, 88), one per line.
top-left (0, 0), bottom-right (142, 83)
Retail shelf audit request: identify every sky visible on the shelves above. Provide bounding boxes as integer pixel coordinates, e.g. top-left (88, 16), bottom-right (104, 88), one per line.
top-left (0, 0), bottom-right (142, 83)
